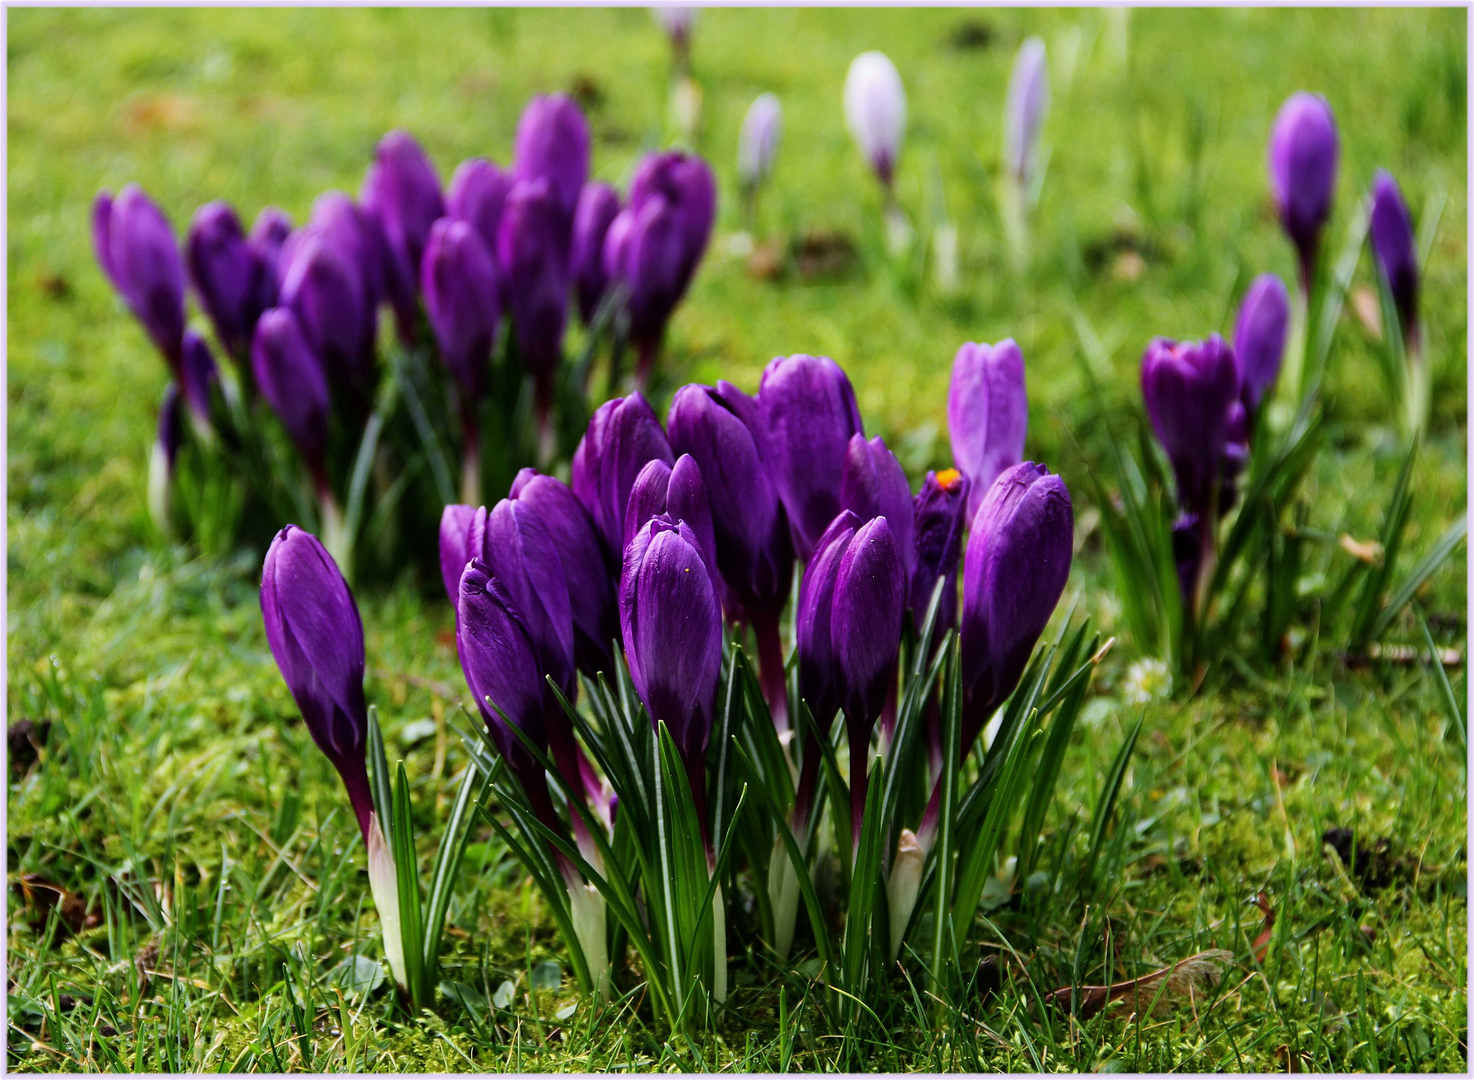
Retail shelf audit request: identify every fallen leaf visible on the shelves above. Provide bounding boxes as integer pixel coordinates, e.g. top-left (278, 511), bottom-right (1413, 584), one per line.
top-left (1274, 1043), bottom-right (1309, 1072)
top-left (1045, 949), bottom-right (1234, 1020)
top-left (14, 875), bottom-right (99, 942)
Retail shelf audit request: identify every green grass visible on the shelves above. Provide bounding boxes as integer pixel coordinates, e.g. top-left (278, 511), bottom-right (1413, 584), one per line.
top-left (7, 6), bottom-right (1467, 1072)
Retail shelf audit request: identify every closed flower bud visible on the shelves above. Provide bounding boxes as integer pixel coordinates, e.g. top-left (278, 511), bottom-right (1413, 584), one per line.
top-left (1370, 170), bottom-right (1419, 346)
top-left (362, 130), bottom-right (445, 337)
top-left (629, 151), bottom-right (716, 289)
top-left (759, 354), bottom-right (864, 561)
top-left (623, 455), bottom-right (720, 590)
top-left (260, 525), bottom-right (373, 839)
top-left (1003, 37), bottom-right (1050, 188)
top-left (92, 185), bottom-right (187, 372)
top-left (447, 158), bottom-right (515, 262)
top-left (513, 94), bottom-right (592, 228)
top-left (571, 182), bottom-right (621, 326)
top-left (186, 201), bottom-right (275, 362)
top-left (497, 178), bottom-right (570, 386)
top-left (619, 516), bottom-right (723, 825)
top-left (482, 498), bottom-right (577, 698)
top-left (796, 510), bottom-right (860, 727)
top-left (422, 218), bottom-right (500, 406)
top-left (179, 330), bottom-right (220, 425)
top-left (959, 463), bottom-right (1073, 755)
top-left (947, 340), bottom-right (1028, 521)
top-left (279, 230), bottom-right (375, 397)
top-left (844, 52), bottom-right (906, 187)
top-left (839, 433), bottom-right (915, 587)
top-left (438, 503), bottom-right (479, 606)
top-left (1140, 335), bottom-right (1240, 517)
top-left (571, 392), bottom-right (675, 558)
top-left (909, 468), bottom-right (970, 633)
top-left (310, 192), bottom-right (395, 317)
top-left (252, 308), bottom-right (331, 484)
top-left (1233, 274), bottom-right (1290, 414)
top-left (250, 207), bottom-right (293, 265)
top-left (457, 559), bottom-right (550, 767)
top-left (738, 93), bottom-right (782, 191)
top-left (1268, 92), bottom-right (1339, 276)
top-left (509, 468), bottom-right (619, 680)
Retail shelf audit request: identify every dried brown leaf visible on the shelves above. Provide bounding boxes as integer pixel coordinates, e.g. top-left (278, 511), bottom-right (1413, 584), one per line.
top-left (1045, 949), bottom-right (1234, 1020)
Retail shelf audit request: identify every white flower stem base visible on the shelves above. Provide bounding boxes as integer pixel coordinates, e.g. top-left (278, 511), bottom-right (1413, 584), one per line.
top-left (366, 812), bottom-right (408, 993)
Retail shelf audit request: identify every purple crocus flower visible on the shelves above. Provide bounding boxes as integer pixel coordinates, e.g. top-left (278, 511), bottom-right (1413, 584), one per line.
top-left (759, 354), bottom-right (865, 561)
top-left (252, 308), bottom-right (331, 490)
top-left (260, 525), bottom-right (374, 840)
top-left (447, 158), bottom-right (515, 263)
top-left (622, 454), bottom-right (719, 589)
top-left (362, 129), bottom-right (446, 338)
top-left (1140, 335), bottom-right (1241, 518)
top-left (628, 151), bottom-right (716, 296)
top-left (958, 462), bottom-right (1073, 756)
top-left (1002, 37), bottom-right (1050, 189)
top-left (620, 515), bottom-right (723, 845)
top-left (481, 498), bottom-right (577, 698)
top-left (179, 330), bottom-right (220, 425)
top-left (497, 178), bottom-right (569, 420)
top-left (279, 229), bottom-right (375, 400)
top-left (948, 340), bottom-right (1028, 520)
top-left (795, 510), bottom-right (860, 729)
top-left (185, 201), bottom-right (276, 363)
top-left (839, 433), bottom-right (915, 587)
top-left (909, 468), bottom-right (970, 634)
top-left (310, 192), bottom-right (395, 318)
top-left (251, 207), bottom-right (293, 263)
top-left (438, 503), bottom-right (479, 606)
top-left (667, 381), bottom-right (795, 726)
top-left (92, 185), bottom-right (187, 373)
top-left (422, 217), bottom-right (500, 414)
top-left (1370, 170), bottom-right (1419, 349)
top-left (844, 52), bottom-right (906, 188)
top-left (513, 94), bottom-right (591, 230)
top-left (1233, 273), bottom-right (1291, 415)
top-left (571, 182), bottom-right (621, 326)
top-left (830, 515), bottom-right (907, 848)
top-left (1268, 92), bottom-right (1339, 284)
top-left (571, 392), bottom-right (675, 559)
top-left (509, 468), bottom-right (620, 680)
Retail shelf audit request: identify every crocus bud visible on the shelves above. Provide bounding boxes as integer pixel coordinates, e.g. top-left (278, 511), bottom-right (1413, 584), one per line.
top-left (947, 340), bottom-right (1028, 521)
top-left (92, 185), bottom-right (186, 371)
top-left (909, 468), bottom-right (970, 633)
top-left (738, 93), bottom-right (782, 192)
top-left (497, 178), bottom-right (569, 394)
top-left (796, 510), bottom-right (860, 728)
top-left (959, 463), bottom-right (1073, 755)
top-left (422, 218), bottom-right (500, 407)
top-left (839, 433), bottom-right (915, 587)
top-left (509, 468), bottom-right (620, 680)
top-left (251, 207), bottom-right (293, 263)
top-left (620, 516), bottom-right (723, 834)
top-left (438, 503), bottom-right (478, 606)
top-left (623, 455), bottom-right (719, 589)
top-left (629, 151), bottom-right (717, 289)
top-left (447, 158), bottom-right (515, 260)
top-left (1370, 170), bottom-right (1419, 347)
top-left (1002, 37), bottom-right (1049, 188)
top-left (260, 525), bottom-right (373, 839)
top-left (844, 52), bottom-right (906, 187)
top-left (179, 330), bottom-right (220, 425)
top-left (310, 192), bottom-right (394, 314)
top-left (571, 393), bottom-right (675, 558)
top-left (1268, 92), bottom-right (1339, 278)
top-left (1140, 335), bottom-right (1240, 517)
top-left (457, 559), bottom-right (550, 768)
top-left (362, 129), bottom-right (446, 290)
top-left (279, 230), bottom-right (374, 398)
top-left (186, 201), bottom-right (275, 362)
top-left (1233, 273), bottom-right (1290, 414)
top-left (482, 498), bottom-right (577, 699)
top-left (831, 515), bottom-right (907, 847)
top-left (571, 182), bottom-right (621, 326)
top-left (253, 308), bottom-right (331, 484)
top-left (653, 5), bottom-right (694, 52)
top-left (513, 94), bottom-right (592, 229)
top-left (759, 354), bottom-right (864, 560)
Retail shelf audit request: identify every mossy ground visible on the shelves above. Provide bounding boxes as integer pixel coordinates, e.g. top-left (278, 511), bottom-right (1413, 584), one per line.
top-left (7, 6), bottom-right (1468, 1071)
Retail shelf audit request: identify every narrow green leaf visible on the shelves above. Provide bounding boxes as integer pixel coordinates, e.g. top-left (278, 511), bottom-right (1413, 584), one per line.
top-left (391, 761), bottom-right (426, 1006)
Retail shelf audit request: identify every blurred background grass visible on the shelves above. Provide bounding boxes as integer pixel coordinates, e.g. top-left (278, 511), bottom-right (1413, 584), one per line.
top-left (6, 6), bottom-right (1468, 1071)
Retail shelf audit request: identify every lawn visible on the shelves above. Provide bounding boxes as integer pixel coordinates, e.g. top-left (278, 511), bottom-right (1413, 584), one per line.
top-left (6, 6), bottom-right (1468, 1072)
